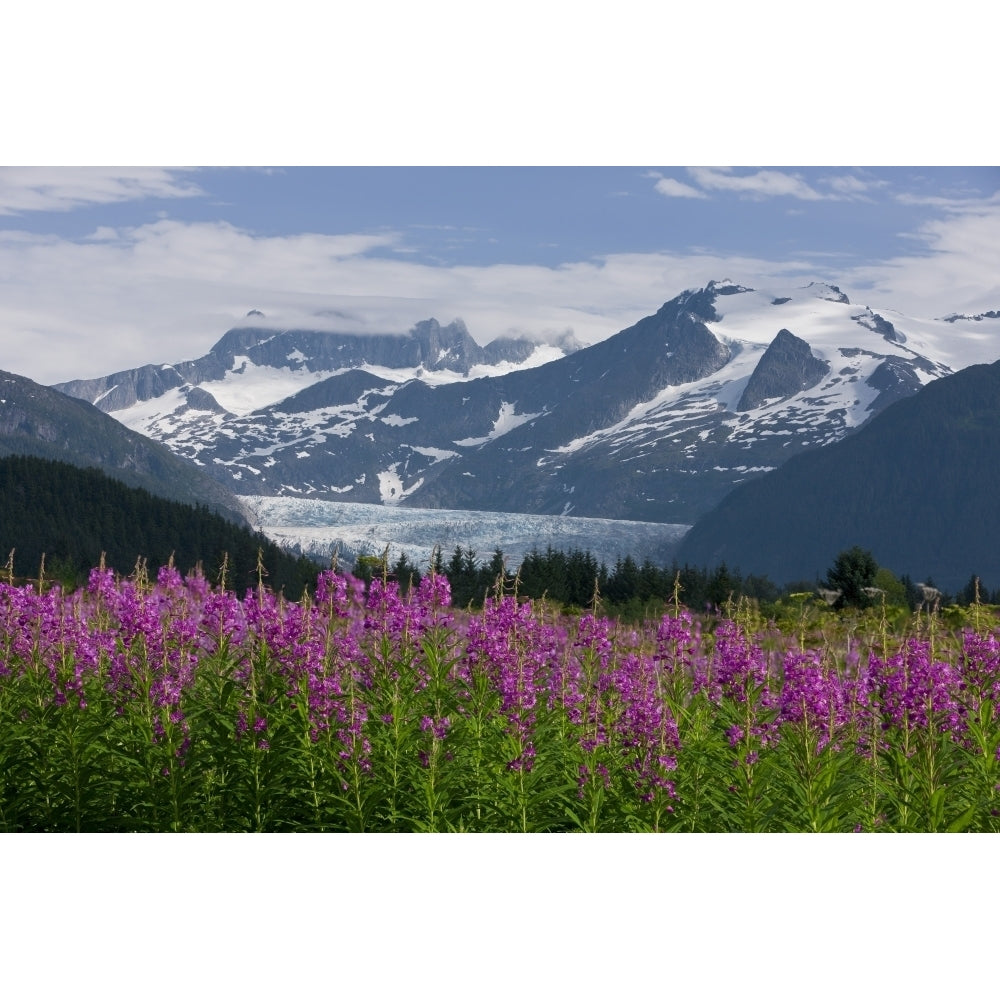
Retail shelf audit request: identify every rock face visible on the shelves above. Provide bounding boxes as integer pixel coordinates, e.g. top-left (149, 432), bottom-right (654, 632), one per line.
top-left (737, 329), bottom-right (829, 411)
top-left (864, 357), bottom-right (926, 414)
top-left (410, 319), bottom-right (483, 373)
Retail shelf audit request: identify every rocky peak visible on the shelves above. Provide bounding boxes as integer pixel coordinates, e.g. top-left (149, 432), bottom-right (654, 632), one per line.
top-left (737, 327), bottom-right (829, 411)
top-left (209, 326), bottom-right (277, 358)
top-left (410, 318), bottom-right (485, 373)
top-left (852, 307), bottom-right (906, 345)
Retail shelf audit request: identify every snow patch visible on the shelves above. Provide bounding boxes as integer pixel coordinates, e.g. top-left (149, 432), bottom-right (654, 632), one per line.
top-left (198, 358), bottom-right (342, 416)
top-left (407, 445), bottom-right (459, 462)
top-left (454, 401), bottom-right (543, 446)
top-left (378, 465), bottom-right (424, 505)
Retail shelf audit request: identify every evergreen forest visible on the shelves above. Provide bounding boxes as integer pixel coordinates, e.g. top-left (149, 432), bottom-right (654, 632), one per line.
top-left (0, 455), bottom-right (320, 594)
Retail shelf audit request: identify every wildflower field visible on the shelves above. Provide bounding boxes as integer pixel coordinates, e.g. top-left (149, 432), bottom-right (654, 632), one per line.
top-left (2, 558), bottom-right (999, 833)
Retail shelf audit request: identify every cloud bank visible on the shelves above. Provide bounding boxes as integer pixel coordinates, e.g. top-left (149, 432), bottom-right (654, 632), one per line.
top-left (1, 195), bottom-right (998, 386)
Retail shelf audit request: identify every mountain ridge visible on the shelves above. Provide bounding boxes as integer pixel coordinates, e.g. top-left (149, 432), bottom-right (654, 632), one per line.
top-left (51, 280), bottom-right (998, 525)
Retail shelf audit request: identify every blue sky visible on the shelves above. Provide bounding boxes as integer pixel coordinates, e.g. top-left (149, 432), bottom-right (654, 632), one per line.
top-left (6, 166), bottom-right (998, 268)
top-left (2, 165), bottom-right (997, 384)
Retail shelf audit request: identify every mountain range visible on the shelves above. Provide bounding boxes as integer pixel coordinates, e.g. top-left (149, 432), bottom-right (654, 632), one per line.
top-left (54, 280), bottom-right (997, 526)
top-left (1, 278), bottom-right (995, 590)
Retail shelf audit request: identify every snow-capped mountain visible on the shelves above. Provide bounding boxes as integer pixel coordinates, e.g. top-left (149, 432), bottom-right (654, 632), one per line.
top-left (54, 281), bottom-right (1000, 524)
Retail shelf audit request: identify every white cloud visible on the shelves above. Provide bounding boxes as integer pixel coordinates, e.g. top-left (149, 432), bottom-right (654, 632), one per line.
top-left (845, 199), bottom-right (1000, 316)
top-left (819, 172), bottom-right (887, 198)
top-left (2, 200), bottom-right (998, 386)
top-left (86, 226), bottom-right (122, 242)
top-left (653, 177), bottom-right (708, 199)
top-left (0, 167), bottom-right (204, 215)
top-left (687, 166), bottom-right (826, 201)
top-left (895, 190), bottom-right (1000, 210)
top-left (0, 218), bottom-right (818, 383)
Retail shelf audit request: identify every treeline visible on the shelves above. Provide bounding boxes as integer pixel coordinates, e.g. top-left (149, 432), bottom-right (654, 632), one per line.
top-left (357, 543), bottom-right (1000, 619)
top-left (356, 545), bottom-right (785, 615)
top-left (0, 454), bottom-right (320, 594)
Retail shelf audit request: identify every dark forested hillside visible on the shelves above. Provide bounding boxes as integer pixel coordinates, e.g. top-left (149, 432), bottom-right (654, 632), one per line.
top-left (0, 368), bottom-right (244, 520)
top-left (0, 455), bottom-right (320, 594)
top-left (675, 360), bottom-right (1000, 592)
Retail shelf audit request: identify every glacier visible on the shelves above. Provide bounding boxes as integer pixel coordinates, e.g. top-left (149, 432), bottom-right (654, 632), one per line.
top-left (238, 496), bottom-right (691, 572)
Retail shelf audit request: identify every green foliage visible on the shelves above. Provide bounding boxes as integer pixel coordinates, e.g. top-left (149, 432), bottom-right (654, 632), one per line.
top-left (874, 567), bottom-right (907, 608)
top-left (824, 546), bottom-right (879, 609)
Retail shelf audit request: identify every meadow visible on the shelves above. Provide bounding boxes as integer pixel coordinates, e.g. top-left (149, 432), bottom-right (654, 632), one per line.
top-left (1, 555), bottom-right (998, 832)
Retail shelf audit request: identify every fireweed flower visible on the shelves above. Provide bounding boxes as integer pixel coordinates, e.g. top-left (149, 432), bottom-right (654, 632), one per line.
top-left (607, 650), bottom-right (681, 803)
top-left (364, 578), bottom-right (410, 637)
top-left (545, 620), bottom-right (585, 723)
top-left (200, 588), bottom-right (248, 655)
top-left (315, 570), bottom-right (351, 617)
top-left (420, 715), bottom-right (451, 740)
top-left (866, 638), bottom-right (964, 737)
top-left (959, 629), bottom-right (1000, 717)
top-left (778, 649), bottom-right (851, 751)
top-left (416, 714), bottom-right (452, 768)
top-left (575, 614), bottom-right (614, 674)
top-left (694, 620), bottom-right (778, 744)
top-left (100, 578), bottom-right (170, 708)
top-left (464, 596), bottom-right (556, 772)
top-left (238, 580), bottom-right (365, 754)
top-left (694, 619), bottom-right (780, 778)
top-left (566, 613), bottom-right (616, 751)
top-left (29, 586), bottom-right (106, 708)
top-left (414, 572), bottom-right (454, 629)
top-left (703, 620), bottom-right (773, 707)
top-left (654, 610), bottom-right (699, 679)
top-left (361, 577), bottom-right (436, 694)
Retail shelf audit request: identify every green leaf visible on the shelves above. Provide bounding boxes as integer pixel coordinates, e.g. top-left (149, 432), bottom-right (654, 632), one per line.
top-left (946, 804), bottom-right (978, 833)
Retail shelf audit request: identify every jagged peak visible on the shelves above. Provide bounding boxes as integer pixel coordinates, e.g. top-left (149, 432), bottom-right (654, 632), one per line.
top-left (409, 317), bottom-right (474, 342)
top-left (663, 280), bottom-right (757, 325)
top-left (736, 326), bottom-right (829, 412)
